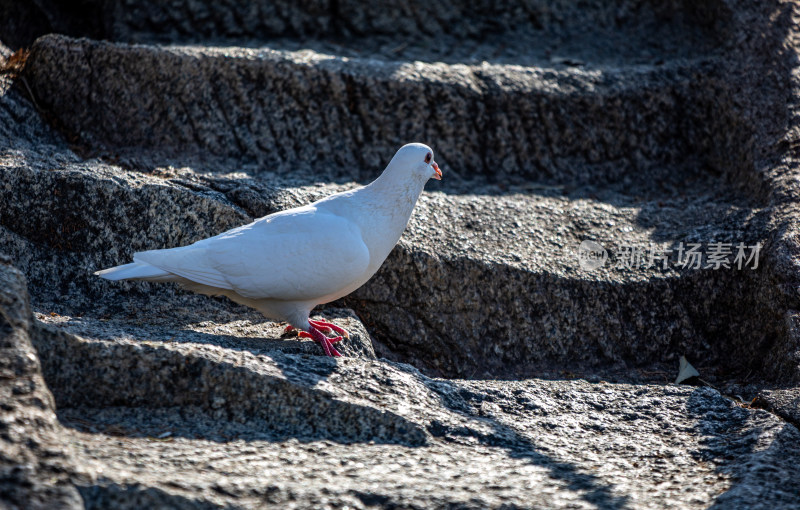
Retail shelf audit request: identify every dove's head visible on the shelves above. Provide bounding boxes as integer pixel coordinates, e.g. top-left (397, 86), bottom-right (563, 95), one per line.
top-left (389, 143), bottom-right (442, 182)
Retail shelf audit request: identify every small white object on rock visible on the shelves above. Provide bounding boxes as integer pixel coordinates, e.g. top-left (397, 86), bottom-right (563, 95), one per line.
top-left (675, 355), bottom-right (700, 384)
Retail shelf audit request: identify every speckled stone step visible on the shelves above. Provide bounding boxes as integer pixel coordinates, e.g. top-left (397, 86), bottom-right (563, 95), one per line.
top-left (351, 188), bottom-right (776, 378)
top-left (4, 0), bottom-right (799, 386)
top-left (17, 280), bottom-right (799, 510)
top-left (28, 309), bottom-right (800, 510)
top-left (33, 321), bottom-right (419, 445)
top-left (0, 151), bottom-right (777, 379)
top-left (23, 34), bottom-right (752, 196)
top-left (21, 0), bottom-right (726, 63)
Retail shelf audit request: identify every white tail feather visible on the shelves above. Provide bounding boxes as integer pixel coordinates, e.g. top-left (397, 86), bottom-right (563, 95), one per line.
top-left (94, 262), bottom-right (175, 282)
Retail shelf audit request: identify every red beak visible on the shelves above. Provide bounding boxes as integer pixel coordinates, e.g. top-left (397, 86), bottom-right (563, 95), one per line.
top-left (432, 161), bottom-right (442, 180)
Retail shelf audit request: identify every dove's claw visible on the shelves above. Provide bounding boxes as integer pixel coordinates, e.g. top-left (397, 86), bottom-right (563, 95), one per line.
top-left (309, 319), bottom-right (350, 338)
top-left (297, 330), bottom-right (341, 343)
top-left (327, 343), bottom-right (341, 357)
top-left (283, 325), bottom-right (296, 334)
top-left (303, 326), bottom-right (342, 357)
top-left (291, 319), bottom-right (346, 356)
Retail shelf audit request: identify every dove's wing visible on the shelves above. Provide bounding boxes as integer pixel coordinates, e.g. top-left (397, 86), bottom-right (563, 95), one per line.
top-left (133, 206), bottom-right (370, 301)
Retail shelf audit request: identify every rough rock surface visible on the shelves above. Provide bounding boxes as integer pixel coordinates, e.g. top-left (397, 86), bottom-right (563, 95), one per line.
top-left (22, 292), bottom-right (800, 509)
top-left (1, 0), bottom-right (800, 507)
top-left (0, 260), bottom-right (82, 509)
top-left (755, 387), bottom-right (800, 427)
top-left (4, 4), bottom-right (800, 379)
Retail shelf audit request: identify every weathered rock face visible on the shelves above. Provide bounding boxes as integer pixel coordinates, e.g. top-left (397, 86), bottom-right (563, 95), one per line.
top-left (3, 0), bottom-right (799, 381)
top-left (1, 0), bottom-right (800, 507)
top-left (22, 34), bottom-right (751, 192)
top-left (0, 260), bottom-right (82, 509)
top-left (11, 301), bottom-right (800, 509)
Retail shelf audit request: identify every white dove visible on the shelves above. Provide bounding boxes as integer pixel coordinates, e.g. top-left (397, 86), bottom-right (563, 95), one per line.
top-left (95, 143), bottom-right (442, 357)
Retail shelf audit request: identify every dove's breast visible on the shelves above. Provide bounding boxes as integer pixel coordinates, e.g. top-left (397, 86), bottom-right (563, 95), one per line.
top-left (308, 172), bottom-right (427, 303)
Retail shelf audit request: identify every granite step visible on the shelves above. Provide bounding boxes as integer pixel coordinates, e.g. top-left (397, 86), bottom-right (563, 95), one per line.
top-left (23, 34), bottom-right (756, 197)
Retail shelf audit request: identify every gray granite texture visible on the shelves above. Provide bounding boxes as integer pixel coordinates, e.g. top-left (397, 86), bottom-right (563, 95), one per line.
top-left (0, 259), bottom-right (82, 509)
top-left (1, 0), bottom-right (800, 507)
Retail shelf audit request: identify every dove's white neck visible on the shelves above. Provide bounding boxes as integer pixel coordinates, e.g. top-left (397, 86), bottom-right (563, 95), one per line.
top-left (314, 159), bottom-right (429, 280)
top-left (347, 167), bottom-right (429, 269)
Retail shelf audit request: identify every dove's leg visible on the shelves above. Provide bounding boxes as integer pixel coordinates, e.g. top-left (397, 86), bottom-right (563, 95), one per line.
top-left (298, 329), bottom-right (343, 346)
top-left (282, 319), bottom-right (342, 356)
top-left (299, 331), bottom-right (344, 344)
top-left (286, 324), bottom-right (344, 344)
top-left (308, 319), bottom-right (350, 338)
top-left (298, 327), bottom-right (342, 357)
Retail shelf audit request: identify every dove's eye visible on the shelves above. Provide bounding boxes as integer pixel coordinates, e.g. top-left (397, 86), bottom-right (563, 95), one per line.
top-left (424, 152), bottom-right (432, 164)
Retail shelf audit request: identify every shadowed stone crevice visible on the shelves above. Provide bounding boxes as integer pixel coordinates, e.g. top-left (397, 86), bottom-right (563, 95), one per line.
top-left (350, 262), bottom-right (789, 380)
top-left (78, 484), bottom-right (226, 510)
top-left (752, 386), bottom-right (800, 429)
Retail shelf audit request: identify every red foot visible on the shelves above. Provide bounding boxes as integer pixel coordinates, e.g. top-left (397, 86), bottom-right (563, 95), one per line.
top-left (298, 331), bottom-right (343, 344)
top-left (308, 326), bottom-right (341, 357)
top-left (285, 320), bottom-right (347, 357)
top-left (287, 324), bottom-right (342, 340)
top-left (309, 319), bottom-right (350, 338)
